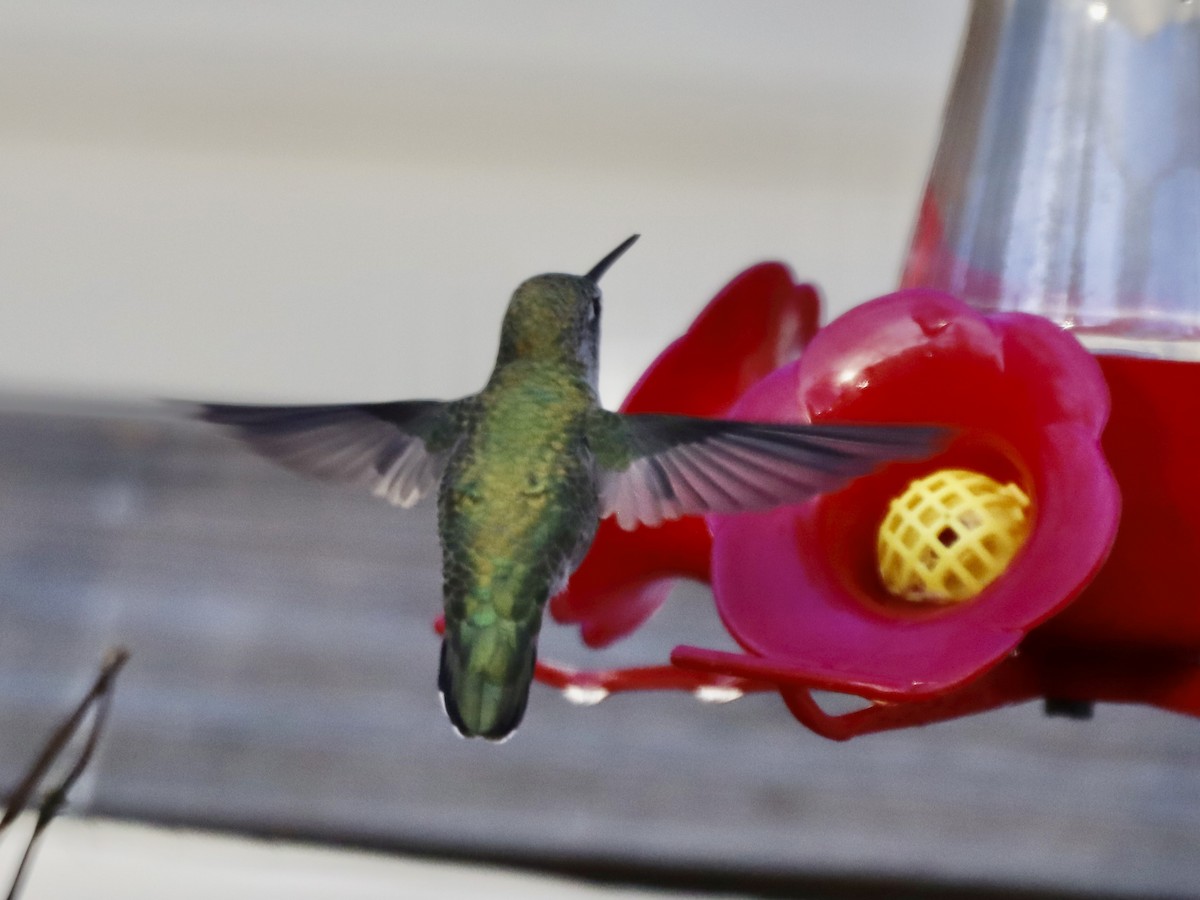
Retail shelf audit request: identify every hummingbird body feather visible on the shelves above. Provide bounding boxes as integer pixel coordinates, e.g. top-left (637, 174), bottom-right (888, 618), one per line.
top-left (198, 235), bottom-right (950, 741)
top-left (437, 358), bottom-right (598, 738)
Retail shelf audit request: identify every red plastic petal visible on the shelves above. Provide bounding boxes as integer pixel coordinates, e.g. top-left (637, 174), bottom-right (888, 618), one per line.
top-left (621, 263), bottom-right (819, 417)
top-left (551, 517), bottom-right (710, 648)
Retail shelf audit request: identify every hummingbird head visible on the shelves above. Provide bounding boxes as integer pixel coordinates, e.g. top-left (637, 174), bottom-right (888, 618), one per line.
top-left (496, 235), bottom-right (639, 378)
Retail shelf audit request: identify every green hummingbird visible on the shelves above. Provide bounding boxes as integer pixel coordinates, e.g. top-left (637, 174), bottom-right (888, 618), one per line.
top-left (201, 236), bottom-right (946, 740)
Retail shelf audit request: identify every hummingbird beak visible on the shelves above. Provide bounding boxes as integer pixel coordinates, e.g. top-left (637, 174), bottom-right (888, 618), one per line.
top-left (585, 234), bottom-right (639, 283)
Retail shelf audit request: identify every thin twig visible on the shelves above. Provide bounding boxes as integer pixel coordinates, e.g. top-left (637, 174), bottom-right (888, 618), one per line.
top-left (1, 648), bottom-right (129, 900)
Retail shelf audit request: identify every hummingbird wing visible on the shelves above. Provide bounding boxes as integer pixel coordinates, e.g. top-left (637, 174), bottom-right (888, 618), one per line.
top-left (198, 400), bottom-right (469, 507)
top-left (587, 410), bottom-right (948, 530)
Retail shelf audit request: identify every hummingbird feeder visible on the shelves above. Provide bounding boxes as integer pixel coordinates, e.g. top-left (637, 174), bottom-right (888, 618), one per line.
top-left (542, 0), bottom-right (1200, 738)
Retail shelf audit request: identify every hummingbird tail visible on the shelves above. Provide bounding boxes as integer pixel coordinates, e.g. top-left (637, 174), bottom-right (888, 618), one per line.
top-left (438, 629), bottom-right (536, 741)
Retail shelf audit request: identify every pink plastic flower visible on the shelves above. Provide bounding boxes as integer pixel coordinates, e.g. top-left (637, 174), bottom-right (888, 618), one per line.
top-left (673, 290), bottom-right (1120, 703)
top-left (551, 267), bottom-right (1121, 732)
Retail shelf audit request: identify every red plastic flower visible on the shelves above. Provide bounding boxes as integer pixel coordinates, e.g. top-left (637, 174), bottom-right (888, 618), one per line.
top-left (550, 262), bottom-right (819, 646)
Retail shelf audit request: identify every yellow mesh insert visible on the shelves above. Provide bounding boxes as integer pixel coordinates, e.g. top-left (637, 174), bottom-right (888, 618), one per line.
top-left (877, 468), bottom-right (1032, 604)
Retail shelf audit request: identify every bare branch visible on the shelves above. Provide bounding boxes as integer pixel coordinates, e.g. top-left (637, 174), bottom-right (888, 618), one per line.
top-left (1, 648), bottom-right (129, 900)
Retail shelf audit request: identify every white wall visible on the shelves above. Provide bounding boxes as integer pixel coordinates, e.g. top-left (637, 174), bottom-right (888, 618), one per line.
top-left (0, 1), bottom-right (965, 407)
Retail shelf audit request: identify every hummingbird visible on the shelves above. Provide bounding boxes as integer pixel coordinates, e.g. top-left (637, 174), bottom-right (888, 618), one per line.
top-left (200, 236), bottom-right (946, 740)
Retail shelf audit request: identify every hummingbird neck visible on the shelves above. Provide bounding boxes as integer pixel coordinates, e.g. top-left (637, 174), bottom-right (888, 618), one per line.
top-left (492, 318), bottom-right (600, 394)
top-left (492, 340), bottom-right (597, 387)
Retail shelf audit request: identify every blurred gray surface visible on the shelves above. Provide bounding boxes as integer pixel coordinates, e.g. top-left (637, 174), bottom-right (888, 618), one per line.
top-left (0, 405), bottom-right (1198, 898)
